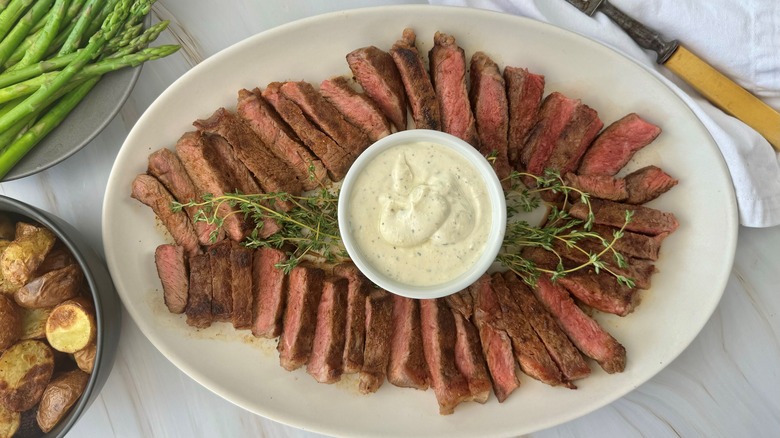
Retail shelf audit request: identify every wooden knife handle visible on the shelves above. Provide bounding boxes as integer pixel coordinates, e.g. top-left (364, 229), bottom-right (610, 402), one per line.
top-left (664, 46), bottom-right (780, 151)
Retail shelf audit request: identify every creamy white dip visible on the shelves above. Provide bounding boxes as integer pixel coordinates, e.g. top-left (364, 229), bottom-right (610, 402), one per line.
top-left (346, 141), bottom-right (492, 287)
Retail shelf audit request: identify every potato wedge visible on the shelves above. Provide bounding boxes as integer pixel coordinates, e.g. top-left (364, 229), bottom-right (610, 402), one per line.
top-left (19, 308), bottom-right (52, 341)
top-left (0, 340), bottom-right (55, 412)
top-left (0, 296), bottom-right (20, 351)
top-left (1, 227), bottom-right (56, 289)
top-left (13, 223), bottom-right (39, 239)
top-left (14, 264), bottom-right (83, 309)
top-left (36, 369), bottom-right (89, 433)
top-left (73, 342), bottom-right (96, 374)
top-left (0, 402), bottom-right (19, 438)
top-left (32, 245), bottom-right (76, 277)
top-left (0, 241), bottom-right (14, 296)
top-left (45, 298), bottom-right (96, 354)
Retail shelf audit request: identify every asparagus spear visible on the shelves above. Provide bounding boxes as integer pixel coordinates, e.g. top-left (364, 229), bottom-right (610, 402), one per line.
top-left (0, 0), bottom-right (12, 16)
top-left (108, 19), bottom-right (168, 57)
top-left (0, 0), bottom-right (34, 42)
top-left (58, 0), bottom-right (104, 55)
top-left (8, 0), bottom-right (68, 70)
top-left (0, 0), bottom-right (55, 66)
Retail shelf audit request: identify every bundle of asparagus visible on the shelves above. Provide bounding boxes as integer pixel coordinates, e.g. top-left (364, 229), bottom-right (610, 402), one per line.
top-left (0, 0), bottom-right (179, 178)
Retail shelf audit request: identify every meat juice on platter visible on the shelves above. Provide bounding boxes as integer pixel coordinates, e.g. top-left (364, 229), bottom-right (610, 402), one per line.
top-left (131, 26), bottom-right (680, 416)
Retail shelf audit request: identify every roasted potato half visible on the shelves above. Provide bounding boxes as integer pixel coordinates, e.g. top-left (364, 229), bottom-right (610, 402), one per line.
top-left (19, 308), bottom-right (52, 341)
top-left (14, 264), bottom-right (83, 309)
top-left (32, 245), bottom-right (76, 278)
top-left (73, 342), bottom-right (96, 374)
top-left (0, 402), bottom-right (19, 438)
top-left (1, 227), bottom-right (56, 289)
top-left (36, 369), bottom-right (89, 433)
top-left (45, 298), bottom-right (96, 354)
top-left (0, 296), bottom-right (21, 351)
top-left (0, 340), bottom-right (55, 412)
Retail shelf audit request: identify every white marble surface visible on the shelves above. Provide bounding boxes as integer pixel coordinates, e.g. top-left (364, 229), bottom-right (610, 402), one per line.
top-left (0, 1), bottom-right (777, 437)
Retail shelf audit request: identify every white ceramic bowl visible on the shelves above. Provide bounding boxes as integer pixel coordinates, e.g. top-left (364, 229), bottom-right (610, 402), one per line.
top-left (338, 129), bottom-right (506, 299)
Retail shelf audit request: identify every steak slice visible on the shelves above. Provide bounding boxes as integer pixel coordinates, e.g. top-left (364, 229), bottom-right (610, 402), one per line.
top-left (569, 198), bottom-right (679, 236)
top-left (545, 104), bottom-right (603, 175)
top-left (333, 263), bottom-right (368, 374)
top-left (263, 83), bottom-right (353, 181)
top-left (504, 66), bottom-right (545, 165)
top-left (578, 113), bottom-right (662, 176)
top-left (174, 131), bottom-right (248, 242)
top-left (429, 31), bottom-right (479, 147)
top-left (470, 51), bottom-right (511, 187)
top-left (490, 273), bottom-right (567, 388)
top-left (278, 264), bottom-right (325, 371)
top-left (503, 272), bottom-right (591, 383)
top-left (154, 244), bottom-right (188, 314)
top-left (147, 148), bottom-right (220, 245)
top-left (387, 295), bottom-right (429, 390)
top-left (280, 81), bottom-right (371, 157)
top-left (471, 274), bottom-right (521, 402)
top-left (520, 92), bottom-right (580, 175)
top-left (131, 174), bottom-right (201, 257)
top-left (624, 165), bottom-right (679, 204)
top-left (237, 88), bottom-right (328, 190)
top-left (444, 288), bottom-right (474, 318)
top-left (564, 172), bottom-right (628, 202)
top-left (589, 224), bottom-right (668, 261)
top-left (451, 311), bottom-right (491, 404)
top-left (307, 276), bottom-right (348, 384)
top-left (532, 275), bottom-right (626, 373)
top-left (389, 28), bottom-right (441, 130)
top-left (229, 242), bottom-right (253, 330)
top-left (208, 240), bottom-right (233, 322)
top-left (551, 239), bottom-right (656, 290)
top-left (194, 107), bottom-right (302, 196)
top-left (359, 288), bottom-right (394, 394)
top-left (346, 46), bottom-right (407, 131)
top-left (320, 76), bottom-right (391, 142)
top-left (185, 252), bottom-right (212, 328)
top-left (419, 298), bottom-right (471, 415)
top-left (251, 248), bottom-right (288, 338)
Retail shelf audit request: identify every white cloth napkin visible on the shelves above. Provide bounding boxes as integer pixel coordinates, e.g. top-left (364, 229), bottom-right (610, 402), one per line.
top-left (428, 0), bottom-right (780, 227)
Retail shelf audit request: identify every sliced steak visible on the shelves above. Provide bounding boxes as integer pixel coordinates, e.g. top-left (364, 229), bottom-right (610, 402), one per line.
top-left (147, 148), bottom-right (219, 245)
top-left (551, 239), bottom-right (655, 290)
top-left (471, 274), bottom-right (521, 402)
top-left (451, 311), bottom-right (491, 403)
top-left (569, 198), bottom-right (679, 236)
top-left (237, 88), bottom-right (328, 190)
top-left (578, 113), bottom-right (662, 176)
top-left (333, 263), bottom-right (368, 374)
top-left (131, 174), bottom-right (201, 257)
top-left (208, 240), bottom-right (233, 322)
top-left (520, 92), bottom-right (580, 175)
top-left (429, 31), bottom-right (479, 147)
top-left (263, 83), bottom-right (353, 180)
top-left (278, 264), bottom-right (325, 371)
top-left (444, 288), bottom-right (474, 318)
top-left (389, 28), bottom-right (441, 130)
top-left (320, 76), bottom-right (391, 142)
top-left (229, 242), bottom-right (253, 330)
top-left (624, 165), bottom-right (678, 204)
top-left (280, 81), bottom-right (371, 157)
top-left (470, 51), bottom-right (511, 186)
top-left (307, 276), bottom-right (348, 384)
top-left (564, 172), bottom-right (628, 202)
top-left (185, 253), bottom-right (212, 328)
top-left (346, 46), bottom-right (407, 131)
top-left (504, 66), bottom-right (545, 165)
top-left (545, 104), bottom-right (603, 175)
top-left (532, 275), bottom-right (626, 373)
top-left (359, 288), bottom-right (394, 394)
top-left (174, 131), bottom-right (248, 242)
top-left (251, 248), bottom-right (288, 338)
top-left (419, 298), bottom-right (471, 415)
top-left (154, 244), bottom-right (188, 314)
top-left (490, 273), bottom-right (567, 387)
top-left (387, 295), bottom-right (429, 390)
top-left (503, 272), bottom-right (590, 383)
top-left (589, 224), bottom-right (668, 261)
top-left (193, 107), bottom-right (302, 196)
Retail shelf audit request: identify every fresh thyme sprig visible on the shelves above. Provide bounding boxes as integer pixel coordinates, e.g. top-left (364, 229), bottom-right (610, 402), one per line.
top-left (497, 169), bottom-right (636, 288)
top-left (172, 187), bottom-right (347, 274)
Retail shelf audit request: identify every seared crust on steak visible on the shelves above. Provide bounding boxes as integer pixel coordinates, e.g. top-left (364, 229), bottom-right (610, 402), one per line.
top-left (578, 113), bottom-right (661, 176)
top-left (185, 253), bottom-right (212, 328)
top-left (251, 248), bottom-right (288, 338)
top-left (569, 198), bottom-right (679, 236)
top-left (155, 244), bottom-right (188, 314)
top-left (131, 174), bottom-right (201, 257)
top-left (307, 276), bottom-right (348, 384)
top-left (208, 240), bottom-right (233, 322)
top-left (451, 311), bottom-right (491, 403)
top-left (429, 32), bottom-right (479, 147)
top-left (229, 242), bottom-right (254, 330)
top-left (347, 46), bottom-right (408, 131)
top-left (546, 103), bottom-right (603, 175)
top-left (390, 28), bottom-right (441, 130)
top-left (278, 265), bottom-right (325, 371)
top-left (470, 51), bottom-right (511, 186)
top-left (521, 92), bottom-right (580, 175)
top-left (359, 288), bottom-right (394, 394)
top-left (387, 295), bottom-right (429, 390)
top-left (588, 224), bottom-right (668, 261)
top-left (320, 76), bottom-right (391, 142)
top-left (333, 263), bottom-right (368, 374)
top-left (564, 172), bottom-right (628, 202)
top-left (504, 66), bottom-right (545, 165)
top-left (624, 165), bottom-right (678, 204)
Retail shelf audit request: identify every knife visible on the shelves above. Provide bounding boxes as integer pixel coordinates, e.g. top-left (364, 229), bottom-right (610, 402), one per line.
top-left (564, 0), bottom-right (780, 151)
